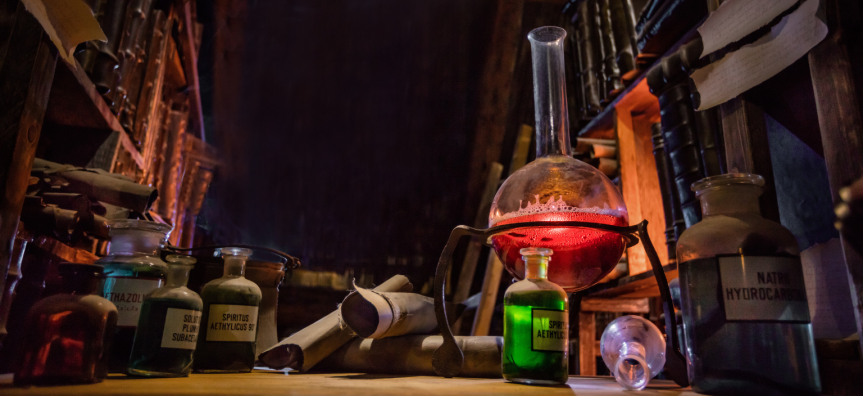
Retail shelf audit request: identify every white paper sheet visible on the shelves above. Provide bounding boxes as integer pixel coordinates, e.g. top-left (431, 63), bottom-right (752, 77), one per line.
top-left (21, 0), bottom-right (107, 67)
top-left (691, 0), bottom-right (826, 111)
top-left (698, 0), bottom-right (797, 58)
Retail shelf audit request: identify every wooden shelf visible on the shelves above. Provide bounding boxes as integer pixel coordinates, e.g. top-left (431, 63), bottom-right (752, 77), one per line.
top-left (583, 262), bottom-right (678, 299)
top-left (576, 23), bottom-right (703, 140)
top-left (42, 59), bottom-right (145, 171)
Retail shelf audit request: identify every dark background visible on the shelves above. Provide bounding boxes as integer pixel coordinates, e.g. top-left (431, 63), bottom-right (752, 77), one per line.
top-left (196, 0), bottom-right (499, 288)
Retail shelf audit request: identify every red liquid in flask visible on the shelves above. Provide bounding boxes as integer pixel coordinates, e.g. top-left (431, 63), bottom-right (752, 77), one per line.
top-left (491, 210), bottom-right (627, 292)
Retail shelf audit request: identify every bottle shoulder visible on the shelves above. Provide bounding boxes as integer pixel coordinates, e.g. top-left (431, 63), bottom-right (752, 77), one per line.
top-left (505, 279), bottom-right (568, 298)
top-left (147, 286), bottom-right (203, 307)
top-left (31, 293), bottom-right (118, 316)
top-left (201, 276), bottom-right (262, 304)
top-left (677, 214), bottom-right (799, 262)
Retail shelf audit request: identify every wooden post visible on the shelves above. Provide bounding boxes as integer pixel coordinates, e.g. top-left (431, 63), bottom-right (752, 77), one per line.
top-left (471, 254), bottom-right (504, 336)
top-left (718, 98), bottom-right (781, 222)
top-left (0, 1), bottom-right (58, 307)
top-left (578, 311), bottom-right (596, 375)
top-left (808, 0), bottom-right (863, 351)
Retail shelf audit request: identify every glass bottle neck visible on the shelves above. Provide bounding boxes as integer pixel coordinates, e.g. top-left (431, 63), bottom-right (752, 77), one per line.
top-left (525, 258), bottom-right (549, 280)
top-left (223, 256), bottom-right (247, 277)
top-left (698, 186), bottom-right (762, 217)
top-left (166, 266), bottom-right (192, 287)
top-left (108, 230), bottom-right (164, 256)
top-left (529, 27), bottom-right (572, 158)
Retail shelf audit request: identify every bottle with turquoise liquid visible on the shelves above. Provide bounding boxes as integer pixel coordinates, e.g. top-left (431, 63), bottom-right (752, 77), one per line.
top-left (127, 255), bottom-right (202, 377)
top-left (502, 247), bottom-right (569, 385)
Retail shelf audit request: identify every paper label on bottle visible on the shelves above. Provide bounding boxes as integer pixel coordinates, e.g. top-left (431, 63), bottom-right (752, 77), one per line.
top-left (101, 277), bottom-right (163, 326)
top-left (718, 256), bottom-right (810, 322)
top-left (160, 308), bottom-right (202, 349)
top-left (206, 304), bottom-right (258, 342)
top-left (531, 309), bottom-right (568, 352)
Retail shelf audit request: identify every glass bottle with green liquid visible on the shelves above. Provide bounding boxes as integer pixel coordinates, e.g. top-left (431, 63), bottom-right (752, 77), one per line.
top-left (127, 255), bottom-right (202, 377)
top-left (503, 247), bottom-right (569, 385)
top-left (193, 248), bottom-right (262, 373)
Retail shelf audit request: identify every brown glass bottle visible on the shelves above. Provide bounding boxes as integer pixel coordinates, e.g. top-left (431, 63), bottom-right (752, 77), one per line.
top-left (14, 264), bottom-right (118, 385)
top-left (677, 174), bottom-right (820, 395)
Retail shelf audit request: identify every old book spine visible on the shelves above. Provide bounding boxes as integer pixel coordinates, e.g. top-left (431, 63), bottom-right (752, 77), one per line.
top-left (133, 10), bottom-right (171, 152)
top-left (91, 0), bottom-right (127, 98)
top-left (693, 105), bottom-right (724, 176)
top-left (576, 0), bottom-right (602, 115)
top-left (651, 122), bottom-right (683, 260)
top-left (588, 0), bottom-right (608, 101)
top-left (609, 0), bottom-right (635, 75)
top-left (565, 24), bottom-right (588, 127)
top-left (111, 0), bottom-right (154, 116)
top-left (599, 0), bottom-right (622, 96)
top-left (659, 82), bottom-right (704, 228)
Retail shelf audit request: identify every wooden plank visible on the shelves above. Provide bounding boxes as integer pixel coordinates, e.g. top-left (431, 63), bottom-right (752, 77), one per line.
top-left (615, 79), bottom-right (666, 276)
top-left (718, 98), bottom-right (780, 222)
top-left (463, 0), bottom-right (524, 223)
top-left (581, 298), bottom-right (650, 313)
top-left (0, 372), bottom-right (696, 395)
top-left (0, 0), bottom-right (57, 308)
top-left (471, 253), bottom-right (504, 336)
top-left (178, 0), bottom-right (205, 141)
top-left (578, 311), bottom-right (596, 376)
top-left (585, 263), bottom-right (678, 299)
top-left (808, 0), bottom-right (863, 352)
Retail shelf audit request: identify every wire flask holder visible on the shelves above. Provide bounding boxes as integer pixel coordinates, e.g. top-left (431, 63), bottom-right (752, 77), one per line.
top-left (431, 219), bottom-right (689, 387)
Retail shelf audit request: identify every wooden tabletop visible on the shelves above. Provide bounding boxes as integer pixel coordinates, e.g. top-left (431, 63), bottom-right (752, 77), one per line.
top-left (0, 371), bottom-right (695, 395)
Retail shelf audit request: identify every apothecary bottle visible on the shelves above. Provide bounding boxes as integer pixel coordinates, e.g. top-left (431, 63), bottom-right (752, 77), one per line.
top-left (96, 219), bottom-right (173, 371)
top-left (15, 264), bottom-right (117, 385)
top-left (502, 248), bottom-right (569, 385)
top-left (194, 248), bottom-right (262, 373)
top-left (128, 255), bottom-right (203, 377)
top-left (676, 174), bottom-right (820, 395)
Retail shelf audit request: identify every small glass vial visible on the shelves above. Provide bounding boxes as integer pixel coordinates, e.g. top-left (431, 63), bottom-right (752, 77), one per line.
top-left (193, 248), bottom-right (262, 373)
top-left (127, 255), bottom-right (203, 377)
top-left (677, 174), bottom-right (820, 395)
top-left (502, 248), bottom-right (568, 385)
top-left (15, 264), bottom-right (117, 385)
top-left (96, 219), bottom-right (173, 371)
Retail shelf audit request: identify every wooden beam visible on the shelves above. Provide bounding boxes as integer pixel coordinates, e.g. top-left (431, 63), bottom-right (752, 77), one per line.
top-left (578, 311), bottom-right (596, 375)
top-left (471, 253), bottom-right (504, 336)
top-left (581, 297), bottom-right (650, 313)
top-left (178, 0), bottom-right (205, 141)
top-left (463, 0), bottom-right (524, 222)
top-left (808, 0), bottom-right (863, 352)
top-left (718, 98), bottom-right (780, 222)
top-left (0, 1), bottom-right (57, 306)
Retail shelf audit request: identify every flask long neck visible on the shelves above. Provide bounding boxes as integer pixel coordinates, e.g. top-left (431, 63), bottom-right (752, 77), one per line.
top-left (529, 27), bottom-right (572, 158)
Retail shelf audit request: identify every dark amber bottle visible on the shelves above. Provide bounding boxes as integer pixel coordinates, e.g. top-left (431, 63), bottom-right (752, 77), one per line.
top-left (14, 264), bottom-right (118, 386)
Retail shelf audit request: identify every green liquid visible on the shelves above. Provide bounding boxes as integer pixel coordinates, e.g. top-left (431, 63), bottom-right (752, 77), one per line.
top-left (127, 298), bottom-right (201, 377)
top-left (503, 290), bottom-right (568, 384)
top-left (193, 283), bottom-right (261, 373)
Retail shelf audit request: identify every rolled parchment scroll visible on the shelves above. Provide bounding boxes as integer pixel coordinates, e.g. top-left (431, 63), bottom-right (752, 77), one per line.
top-left (315, 335), bottom-right (503, 378)
top-left (340, 286), bottom-right (461, 339)
top-left (257, 275), bottom-right (412, 372)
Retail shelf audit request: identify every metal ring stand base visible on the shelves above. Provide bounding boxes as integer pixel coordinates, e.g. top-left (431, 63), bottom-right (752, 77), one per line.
top-left (431, 220), bottom-right (689, 387)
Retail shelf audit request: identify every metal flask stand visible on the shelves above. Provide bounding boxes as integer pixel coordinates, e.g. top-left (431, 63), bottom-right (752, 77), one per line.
top-left (431, 219), bottom-right (689, 387)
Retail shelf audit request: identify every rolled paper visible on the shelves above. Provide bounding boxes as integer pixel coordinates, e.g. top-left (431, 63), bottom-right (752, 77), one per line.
top-left (341, 286), bottom-right (462, 339)
top-left (257, 275), bottom-right (412, 372)
top-left (315, 335), bottom-right (504, 378)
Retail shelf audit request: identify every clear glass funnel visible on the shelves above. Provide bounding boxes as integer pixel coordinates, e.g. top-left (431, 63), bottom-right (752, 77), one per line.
top-left (489, 26), bottom-right (628, 292)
